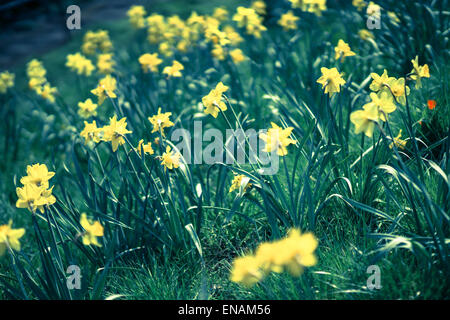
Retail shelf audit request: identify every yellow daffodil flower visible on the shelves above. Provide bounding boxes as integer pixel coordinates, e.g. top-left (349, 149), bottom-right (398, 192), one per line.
top-left (259, 122), bottom-right (296, 156)
top-left (350, 103), bottom-right (379, 137)
top-left (148, 107), bottom-right (174, 136)
top-left (20, 163), bottom-right (55, 188)
top-left (316, 67), bottom-right (346, 96)
top-left (136, 139), bottom-right (154, 156)
top-left (162, 60), bottom-right (184, 78)
top-left (160, 145), bottom-right (181, 170)
top-left (78, 98), bottom-right (98, 118)
top-left (91, 74), bottom-right (117, 105)
top-left (410, 55), bottom-right (430, 89)
top-left (0, 71), bottom-right (14, 94)
top-left (0, 220), bottom-right (25, 257)
top-left (80, 120), bottom-right (102, 144)
top-left (278, 11), bottom-right (299, 31)
top-left (127, 5), bottom-right (147, 29)
top-left (229, 174), bottom-right (251, 193)
top-left (202, 82), bottom-right (229, 118)
top-left (97, 53), bottom-right (115, 74)
top-left (389, 130), bottom-right (407, 149)
top-left (139, 53), bottom-right (163, 73)
top-left (102, 115), bottom-right (132, 152)
top-left (80, 213), bottom-right (104, 247)
top-left (363, 91), bottom-right (396, 121)
top-left (334, 39), bottom-right (356, 62)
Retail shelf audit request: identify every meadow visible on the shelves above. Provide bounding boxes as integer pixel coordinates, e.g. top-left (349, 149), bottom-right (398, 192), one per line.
top-left (0, 0), bottom-right (449, 300)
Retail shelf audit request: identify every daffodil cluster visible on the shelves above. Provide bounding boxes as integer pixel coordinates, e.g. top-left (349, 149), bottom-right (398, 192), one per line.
top-left (0, 71), bottom-right (14, 94)
top-left (289, 0), bottom-right (327, 16)
top-left (129, 5), bottom-right (250, 64)
top-left (231, 229), bottom-right (318, 287)
top-left (66, 52), bottom-right (96, 76)
top-left (82, 30), bottom-right (113, 55)
top-left (349, 57), bottom-right (429, 138)
top-left (16, 164), bottom-right (56, 214)
top-left (26, 59), bottom-right (58, 103)
top-left (80, 115), bottom-right (132, 152)
top-left (232, 6), bottom-right (267, 38)
top-left (127, 5), bottom-right (147, 29)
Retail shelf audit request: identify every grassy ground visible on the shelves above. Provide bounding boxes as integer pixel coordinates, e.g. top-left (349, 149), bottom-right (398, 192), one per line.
top-left (0, 0), bottom-right (448, 299)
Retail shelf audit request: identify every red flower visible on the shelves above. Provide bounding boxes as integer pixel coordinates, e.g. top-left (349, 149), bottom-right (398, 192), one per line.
top-left (427, 100), bottom-right (436, 110)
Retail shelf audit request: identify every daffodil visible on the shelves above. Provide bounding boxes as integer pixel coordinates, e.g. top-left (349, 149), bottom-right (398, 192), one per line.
top-left (16, 183), bottom-right (55, 213)
top-left (334, 39), bottom-right (356, 62)
top-left (136, 139), bottom-right (154, 156)
top-left (230, 228), bottom-right (318, 287)
top-left (102, 115), bottom-right (132, 152)
top-left (229, 175), bottom-right (251, 193)
top-left (274, 229), bottom-right (318, 276)
top-left (230, 255), bottom-right (264, 287)
top-left (369, 69), bottom-right (393, 92)
top-left (259, 122), bottom-right (296, 156)
top-left (148, 107), bottom-right (174, 136)
top-left (202, 82), bottom-right (229, 118)
top-left (386, 78), bottom-right (410, 105)
top-left (97, 53), bottom-right (115, 74)
top-left (36, 83), bottom-right (58, 103)
top-left (224, 25), bottom-right (243, 46)
top-left (358, 29), bottom-right (374, 41)
top-left (289, 0), bottom-right (327, 16)
top-left (20, 163), bottom-right (55, 188)
top-left (78, 98), bottom-right (98, 118)
top-left (65, 52), bottom-right (95, 76)
top-left (410, 56), bottom-right (430, 89)
top-left (229, 48), bottom-right (246, 64)
top-left (0, 71), bottom-right (14, 94)
top-left (80, 120), bottom-right (102, 144)
top-left (316, 67), bottom-right (346, 96)
top-left (232, 6), bottom-right (267, 38)
top-left (350, 103), bottom-right (379, 137)
top-left (251, 1), bottom-right (266, 15)
top-left (352, 0), bottom-right (366, 11)
top-left (139, 53), bottom-right (163, 73)
top-left (80, 213), bottom-right (104, 247)
top-left (127, 5), bottom-right (146, 28)
top-left (162, 60), bottom-right (184, 77)
top-left (211, 44), bottom-right (226, 61)
top-left (159, 42), bottom-right (174, 58)
top-left (213, 7), bottom-right (229, 21)
top-left (0, 220), bottom-right (25, 257)
top-left (278, 11), bottom-right (299, 31)
top-left (91, 75), bottom-right (117, 105)
top-left (160, 146), bottom-right (181, 170)
top-left (389, 130), bottom-right (407, 149)
top-left (82, 30), bottom-right (113, 55)
top-left (26, 59), bottom-right (46, 79)
top-left (363, 91), bottom-right (396, 121)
